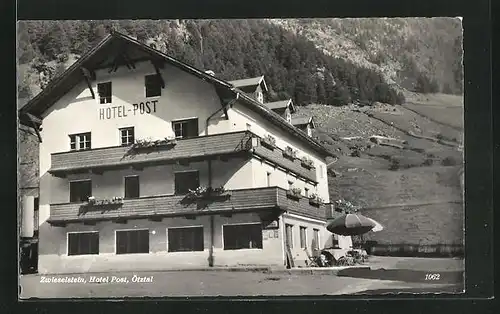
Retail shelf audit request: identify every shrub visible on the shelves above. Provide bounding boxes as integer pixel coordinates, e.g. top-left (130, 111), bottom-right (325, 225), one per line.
top-left (441, 156), bottom-right (458, 166)
top-left (422, 158), bottom-right (434, 166)
top-left (389, 159), bottom-right (400, 171)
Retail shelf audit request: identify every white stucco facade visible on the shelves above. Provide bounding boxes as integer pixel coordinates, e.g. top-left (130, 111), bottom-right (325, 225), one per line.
top-left (30, 44), bottom-right (341, 273)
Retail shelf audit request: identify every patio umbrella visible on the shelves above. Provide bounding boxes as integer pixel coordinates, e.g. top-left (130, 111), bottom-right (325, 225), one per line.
top-left (326, 213), bottom-right (376, 236)
top-left (365, 216), bottom-right (384, 232)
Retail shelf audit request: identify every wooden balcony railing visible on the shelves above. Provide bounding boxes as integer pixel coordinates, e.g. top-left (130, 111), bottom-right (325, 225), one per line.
top-left (49, 131), bottom-right (254, 175)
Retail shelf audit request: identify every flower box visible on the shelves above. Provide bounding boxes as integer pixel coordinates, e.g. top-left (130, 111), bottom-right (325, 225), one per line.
top-left (286, 187), bottom-right (302, 200)
top-left (283, 146), bottom-right (297, 160)
top-left (301, 157), bottom-right (314, 169)
top-left (186, 186), bottom-right (231, 201)
top-left (308, 194), bottom-right (323, 207)
top-left (87, 196), bottom-right (124, 206)
top-left (261, 135), bottom-right (276, 150)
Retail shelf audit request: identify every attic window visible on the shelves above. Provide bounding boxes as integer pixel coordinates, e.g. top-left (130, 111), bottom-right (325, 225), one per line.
top-left (145, 74), bottom-right (162, 98)
top-left (97, 82), bottom-right (112, 104)
top-left (256, 91), bottom-right (264, 103)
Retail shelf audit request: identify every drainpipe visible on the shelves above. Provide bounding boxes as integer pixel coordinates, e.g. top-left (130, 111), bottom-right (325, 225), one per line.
top-left (207, 159), bottom-right (214, 267)
top-left (205, 93), bottom-right (239, 135)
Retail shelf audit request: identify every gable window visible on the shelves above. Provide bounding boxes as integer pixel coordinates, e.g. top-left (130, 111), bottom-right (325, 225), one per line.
top-left (124, 176), bottom-right (140, 199)
top-left (69, 180), bottom-right (92, 203)
top-left (172, 118), bottom-right (199, 139)
top-left (285, 109), bottom-right (292, 123)
top-left (145, 74), bottom-right (162, 98)
top-left (68, 232), bottom-right (99, 256)
top-left (223, 224), bottom-right (262, 250)
top-left (120, 127), bottom-right (135, 146)
top-left (97, 82), bottom-right (112, 104)
top-left (69, 132), bottom-right (91, 151)
top-left (174, 171), bottom-right (200, 194)
top-left (168, 227), bottom-right (204, 252)
top-left (116, 229), bottom-right (149, 254)
top-left (300, 226), bottom-right (307, 249)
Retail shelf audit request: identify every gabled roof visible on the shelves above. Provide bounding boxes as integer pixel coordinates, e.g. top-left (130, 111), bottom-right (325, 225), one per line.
top-left (19, 31), bottom-right (233, 119)
top-left (18, 31), bottom-right (334, 158)
top-left (264, 99), bottom-right (296, 113)
top-left (229, 76), bottom-right (268, 93)
top-left (292, 116), bottom-right (316, 128)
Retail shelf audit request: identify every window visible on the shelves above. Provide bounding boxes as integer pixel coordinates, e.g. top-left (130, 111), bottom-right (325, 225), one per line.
top-left (319, 165), bottom-right (324, 179)
top-left (68, 232), bottom-right (99, 256)
top-left (304, 188), bottom-right (309, 197)
top-left (145, 74), bottom-right (162, 98)
top-left (124, 176), bottom-right (140, 199)
top-left (174, 171), bottom-right (200, 194)
top-left (300, 226), bottom-right (307, 249)
top-left (69, 132), bottom-right (91, 151)
top-left (172, 118), bottom-right (199, 139)
top-left (246, 123), bottom-right (252, 131)
top-left (223, 224), bottom-right (262, 250)
top-left (97, 82), bottom-right (112, 104)
top-left (266, 172), bottom-right (271, 187)
top-left (120, 127), bottom-right (135, 146)
top-left (168, 227), bottom-right (204, 252)
top-left (69, 180), bottom-right (92, 203)
top-left (307, 125), bottom-right (312, 137)
top-left (286, 109), bottom-right (292, 123)
top-left (116, 229), bottom-right (149, 254)
top-left (285, 224), bottom-right (294, 248)
top-left (256, 91), bottom-right (264, 103)
top-left (313, 228), bottom-right (320, 250)
top-left (288, 181), bottom-right (293, 190)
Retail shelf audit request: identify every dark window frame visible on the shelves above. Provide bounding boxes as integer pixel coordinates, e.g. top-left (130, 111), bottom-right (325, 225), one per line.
top-left (67, 232), bottom-right (99, 256)
top-left (299, 226), bottom-right (307, 249)
top-left (124, 175), bottom-right (140, 199)
top-left (120, 127), bottom-right (135, 146)
top-left (172, 118), bottom-right (199, 139)
top-left (69, 132), bottom-right (91, 151)
top-left (97, 82), bottom-right (112, 104)
top-left (174, 170), bottom-right (200, 195)
top-left (167, 226), bottom-right (204, 252)
top-left (115, 229), bottom-right (149, 254)
top-left (69, 180), bottom-right (92, 203)
top-left (145, 74), bottom-right (162, 98)
top-left (223, 223), bottom-right (263, 250)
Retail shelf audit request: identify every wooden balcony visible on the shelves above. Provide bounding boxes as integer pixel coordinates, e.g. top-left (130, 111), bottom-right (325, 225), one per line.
top-left (49, 131), bottom-right (318, 183)
top-left (47, 187), bottom-right (327, 224)
top-left (49, 131), bottom-right (254, 176)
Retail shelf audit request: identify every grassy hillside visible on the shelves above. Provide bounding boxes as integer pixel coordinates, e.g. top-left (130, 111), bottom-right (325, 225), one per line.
top-left (296, 93), bottom-right (464, 255)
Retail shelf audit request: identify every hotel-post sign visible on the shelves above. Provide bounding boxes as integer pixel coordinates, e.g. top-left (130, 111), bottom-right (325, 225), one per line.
top-left (98, 100), bottom-right (158, 120)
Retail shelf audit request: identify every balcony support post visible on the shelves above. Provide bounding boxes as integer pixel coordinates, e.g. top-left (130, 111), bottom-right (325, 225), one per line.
top-left (207, 159), bottom-right (215, 267)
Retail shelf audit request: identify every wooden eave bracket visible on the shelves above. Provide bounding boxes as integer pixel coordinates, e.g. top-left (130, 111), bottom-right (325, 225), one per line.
top-left (24, 113), bottom-right (43, 143)
top-left (150, 59), bottom-right (165, 88)
top-left (80, 67), bottom-right (96, 99)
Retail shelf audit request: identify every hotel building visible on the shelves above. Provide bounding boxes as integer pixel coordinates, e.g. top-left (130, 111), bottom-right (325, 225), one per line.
top-left (19, 31), bottom-right (345, 274)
